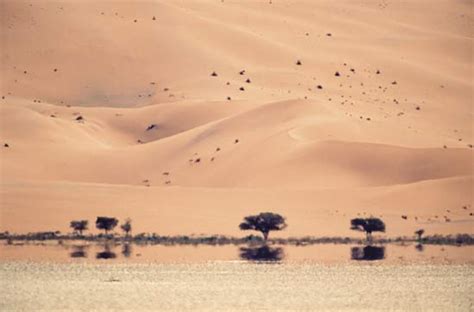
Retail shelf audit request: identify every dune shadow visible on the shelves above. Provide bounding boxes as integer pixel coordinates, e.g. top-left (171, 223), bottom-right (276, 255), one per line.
top-left (239, 245), bottom-right (284, 262)
top-left (351, 245), bottom-right (385, 261)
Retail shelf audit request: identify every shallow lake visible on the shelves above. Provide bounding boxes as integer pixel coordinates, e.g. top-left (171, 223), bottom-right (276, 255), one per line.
top-left (1, 243), bottom-right (473, 311)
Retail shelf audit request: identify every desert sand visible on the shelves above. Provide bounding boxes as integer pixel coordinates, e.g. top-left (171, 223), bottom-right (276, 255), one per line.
top-left (0, 0), bottom-right (472, 238)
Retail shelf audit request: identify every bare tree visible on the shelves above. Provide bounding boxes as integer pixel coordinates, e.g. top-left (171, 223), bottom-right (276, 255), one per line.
top-left (120, 218), bottom-right (132, 237)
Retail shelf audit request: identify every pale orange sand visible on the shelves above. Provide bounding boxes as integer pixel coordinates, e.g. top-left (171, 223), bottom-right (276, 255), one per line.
top-left (0, 0), bottom-right (472, 238)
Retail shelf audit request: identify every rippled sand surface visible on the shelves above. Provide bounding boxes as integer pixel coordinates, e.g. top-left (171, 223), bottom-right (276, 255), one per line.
top-left (1, 244), bottom-right (473, 311)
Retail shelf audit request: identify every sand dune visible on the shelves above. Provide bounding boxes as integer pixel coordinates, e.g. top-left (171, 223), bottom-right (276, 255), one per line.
top-left (0, 0), bottom-right (472, 237)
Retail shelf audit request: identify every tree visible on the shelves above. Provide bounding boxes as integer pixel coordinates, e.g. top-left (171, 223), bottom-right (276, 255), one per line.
top-left (120, 218), bottom-right (132, 237)
top-left (350, 217), bottom-right (385, 241)
top-left (239, 212), bottom-right (287, 241)
top-left (415, 229), bottom-right (424, 241)
top-left (95, 217), bottom-right (118, 235)
top-left (70, 220), bottom-right (88, 236)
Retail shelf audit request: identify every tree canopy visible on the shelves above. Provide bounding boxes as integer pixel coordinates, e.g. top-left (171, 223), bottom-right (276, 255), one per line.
top-left (96, 217), bottom-right (118, 235)
top-left (70, 220), bottom-right (88, 235)
top-left (350, 217), bottom-right (385, 241)
top-left (239, 212), bottom-right (287, 240)
top-left (120, 218), bottom-right (132, 237)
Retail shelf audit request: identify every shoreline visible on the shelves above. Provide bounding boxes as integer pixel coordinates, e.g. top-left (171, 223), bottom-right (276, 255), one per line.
top-left (2, 233), bottom-right (473, 246)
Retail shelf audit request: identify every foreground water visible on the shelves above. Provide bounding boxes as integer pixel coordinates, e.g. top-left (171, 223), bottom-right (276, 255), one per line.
top-left (1, 243), bottom-right (473, 311)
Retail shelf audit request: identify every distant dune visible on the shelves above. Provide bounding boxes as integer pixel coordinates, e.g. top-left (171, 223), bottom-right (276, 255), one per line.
top-left (0, 0), bottom-right (472, 237)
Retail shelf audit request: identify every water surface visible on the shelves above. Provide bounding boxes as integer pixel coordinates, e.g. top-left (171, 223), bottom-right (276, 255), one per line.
top-left (1, 243), bottom-right (473, 311)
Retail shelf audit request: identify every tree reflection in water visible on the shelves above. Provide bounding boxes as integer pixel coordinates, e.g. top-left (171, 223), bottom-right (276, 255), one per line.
top-left (122, 243), bottom-right (132, 258)
top-left (351, 245), bottom-right (385, 261)
top-left (239, 245), bottom-right (284, 262)
top-left (69, 245), bottom-right (88, 258)
top-left (96, 244), bottom-right (117, 260)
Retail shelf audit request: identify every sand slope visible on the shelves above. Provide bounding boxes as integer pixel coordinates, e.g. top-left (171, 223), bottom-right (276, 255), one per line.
top-left (1, 0), bottom-right (472, 237)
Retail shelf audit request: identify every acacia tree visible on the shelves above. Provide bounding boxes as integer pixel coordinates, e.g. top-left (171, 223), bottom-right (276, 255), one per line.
top-left (120, 218), bottom-right (132, 237)
top-left (95, 217), bottom-right (118, 235)
top-left (350, 217), bottom-right (385, 241)
top-left (415, 229), bottom-right (424, 241)
top-left (239, 212), bottom-right (287, 241)
top-left (70, 220), bottom-right (88, 236)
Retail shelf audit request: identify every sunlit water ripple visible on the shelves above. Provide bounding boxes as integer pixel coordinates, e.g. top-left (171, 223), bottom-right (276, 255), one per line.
top-left (1, 260), bottom-right (473, 311)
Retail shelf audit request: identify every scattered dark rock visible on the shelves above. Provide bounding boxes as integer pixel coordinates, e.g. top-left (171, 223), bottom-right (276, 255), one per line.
top-left (216, 147), bottom-right (221, 152)
top-left (75, 116), bottom-right (84, 121)
top-left (326, 33), bottom-right (332, 36)
top-left (239, 70), bottom-right (245, 75)
top-left (415, 106), bottom-right (421, 110)
top-left (246, 78), bottom-right (251, 83)
top-left (163, 172), bottom-right (169, 176)
top-left (316, 85), bottom-right (323, 89)
top-left (23, 70), bottom-right (27, 74)
top-left (50, 114), bottom-right (56, 118)
top-left (4, 143), bottom-right (9, 148)
top-left (210, 157), bottom-right (215, 161)
top-left (227, 96), bottom-right (231, 101)
top-left (392, 81), bottom-right (397, 85)
top-left (376, 70), bottom-right (381, 74)
top-left (234, 139), bottom-right (239, 144)
top-left (211, 71), bottom-right (218, 77)
top-left (195, 158), bottom-right (201, 163)
top-left (335, 71), bottom-right (340, 77)
top-left (152, 16), bottom-right (156, 20)
top-left (296, 60), bottom-right (302, 66)
top-left (401, 215), bottom-right (408, 220)
top-left (239, 87), bottom-right (245, 91)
